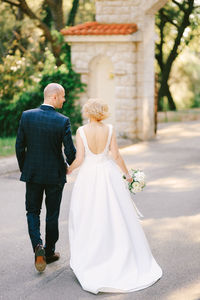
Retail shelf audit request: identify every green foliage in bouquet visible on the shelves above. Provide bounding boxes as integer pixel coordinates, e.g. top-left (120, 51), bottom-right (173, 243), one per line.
top-left (123, 169), bottom-right (146, 194)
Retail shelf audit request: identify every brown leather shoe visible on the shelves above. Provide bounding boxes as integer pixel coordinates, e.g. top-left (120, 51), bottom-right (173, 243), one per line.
top-left (35, 244), bottom-right (46, 272)
top-left (46, 252), bottom-right (60, 264)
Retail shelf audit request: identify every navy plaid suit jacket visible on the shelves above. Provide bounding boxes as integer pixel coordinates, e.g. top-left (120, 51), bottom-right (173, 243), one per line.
top-left (15, 105), bottom-right (76, 184)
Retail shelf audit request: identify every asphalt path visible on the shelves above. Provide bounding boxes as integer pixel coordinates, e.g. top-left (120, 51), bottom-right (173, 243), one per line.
top-left (0, 121), bottom-right (200, 300)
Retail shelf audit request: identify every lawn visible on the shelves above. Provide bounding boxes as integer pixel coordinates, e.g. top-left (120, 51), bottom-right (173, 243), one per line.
top-left (0, 137), bottom-right (16, 157)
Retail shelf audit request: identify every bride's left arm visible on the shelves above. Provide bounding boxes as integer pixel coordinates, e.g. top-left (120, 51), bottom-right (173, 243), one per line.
top-left (67, 129), bottom-right (84, 174)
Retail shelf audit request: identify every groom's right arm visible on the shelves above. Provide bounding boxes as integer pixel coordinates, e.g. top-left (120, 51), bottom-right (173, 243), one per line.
top-left (62, 118), bottom-right (76, 166)
top-left (15, 112), bottom-right (26, 172)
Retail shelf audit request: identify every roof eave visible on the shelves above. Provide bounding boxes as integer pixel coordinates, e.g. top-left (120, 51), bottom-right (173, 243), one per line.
top-left (63, 31), bottom-right (142, 43)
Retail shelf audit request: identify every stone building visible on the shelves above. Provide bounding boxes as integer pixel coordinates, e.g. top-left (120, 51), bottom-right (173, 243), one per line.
top-left (61, 0), bottom-right (168, 140)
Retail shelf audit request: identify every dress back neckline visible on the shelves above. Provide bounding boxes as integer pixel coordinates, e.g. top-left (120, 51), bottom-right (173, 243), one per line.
top-left (79, 124), bottom-right (112, 156)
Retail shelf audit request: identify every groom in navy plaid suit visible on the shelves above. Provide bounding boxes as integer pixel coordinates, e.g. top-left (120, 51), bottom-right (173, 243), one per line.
top-left (16, 83), bottom-right (76, 272)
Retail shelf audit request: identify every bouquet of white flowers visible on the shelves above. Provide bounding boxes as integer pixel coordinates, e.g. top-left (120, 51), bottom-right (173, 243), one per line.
top-left (123, 169), bottom-right (146, 194)
top-left (123, 169), bottom-right (145, 219)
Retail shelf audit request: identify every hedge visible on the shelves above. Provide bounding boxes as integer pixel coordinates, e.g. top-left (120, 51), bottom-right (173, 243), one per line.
top-left (0, 69), bottom-right (85, 136)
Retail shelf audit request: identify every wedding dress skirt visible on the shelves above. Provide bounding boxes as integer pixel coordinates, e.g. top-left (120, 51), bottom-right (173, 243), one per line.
top-left (68, 125), bottom-right (162, 294)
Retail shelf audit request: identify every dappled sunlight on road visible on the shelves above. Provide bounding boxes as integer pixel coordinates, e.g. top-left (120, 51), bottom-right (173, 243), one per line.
top-left (120, 142), bottom-right (149, 156)
top-left (157, 137), bottom-right (180, 144)
top-left (166, 280), bottom-right (200, 300)
top-left (143, 214), bottom-right (200, 244)
top-left (158, 121), bottom-right (200, 133)
top-left (140, 214), bottom-right (200, 300)
top-left (179, 130), bottom-right (200, 138)
top-left (184, 164), bottom-right (200, 174)
top-left (148, 177), bottom-right (195, 191)
top-left (156, 121), bottom-right (200, 147)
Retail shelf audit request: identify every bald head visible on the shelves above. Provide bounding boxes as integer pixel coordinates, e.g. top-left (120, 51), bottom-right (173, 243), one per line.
top-left (43, 83), bottom-right (65, 109)
top-left (44, 83), bottom-right (64, 99)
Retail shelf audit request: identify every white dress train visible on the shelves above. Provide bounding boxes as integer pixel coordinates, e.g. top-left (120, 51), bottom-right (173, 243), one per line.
top-left (68, 124), bottom-right (162, 294)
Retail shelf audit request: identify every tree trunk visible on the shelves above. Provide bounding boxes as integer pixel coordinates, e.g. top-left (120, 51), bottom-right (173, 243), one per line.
top-left (45, 0), bottom-right (64, 30)
top-left (67, 0), bottom-right (79, 26)
top-left (158, 80), bottom-right (176, 111)
top-left (166, 83), bottom-right (176, 110)
top-left (65, 0), bottom-right (80, 66)
top-left (156, 0), bottom-right (195, 111)
top-left (2, 0), bottom-right (81, 66)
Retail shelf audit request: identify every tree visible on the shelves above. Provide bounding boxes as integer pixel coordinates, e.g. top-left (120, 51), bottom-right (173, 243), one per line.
top-left (67, 0), bottom-right (79, 26)
top-left (0, 0), bottom-right (95, 103)
top-left (1, 0), bottom-right (80, 66)
top-left (0, 67), bottom-right (85, 136)
top-left (169, 49), bottom-right (200, 109)
top-left (0, 3), bottom-right (47, 102)
top-left (155, 0), bottom-right (199, 111)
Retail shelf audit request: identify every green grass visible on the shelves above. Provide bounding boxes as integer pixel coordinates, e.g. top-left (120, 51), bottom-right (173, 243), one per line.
top-left (0, 137), bottom-right (16, 157)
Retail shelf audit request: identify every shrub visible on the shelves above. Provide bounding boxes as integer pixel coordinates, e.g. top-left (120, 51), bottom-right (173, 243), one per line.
top-left (0, 68), bottom-right (85, 136)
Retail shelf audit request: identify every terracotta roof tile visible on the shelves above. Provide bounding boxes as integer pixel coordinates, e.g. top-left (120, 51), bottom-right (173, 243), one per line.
top-left (61, 22), bottom-right (138, 36)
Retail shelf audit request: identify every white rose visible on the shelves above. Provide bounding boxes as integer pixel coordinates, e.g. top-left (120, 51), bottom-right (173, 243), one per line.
top-left (139, 180), bottom-right (145, 187)
top-left (132, 182), bottom-right (142, 193)
top-left (134, 171), bottom-right (145, 181)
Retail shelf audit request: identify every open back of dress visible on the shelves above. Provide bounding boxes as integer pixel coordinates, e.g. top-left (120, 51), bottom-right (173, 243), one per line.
top-left (82, 124), bottom-right (110, 155)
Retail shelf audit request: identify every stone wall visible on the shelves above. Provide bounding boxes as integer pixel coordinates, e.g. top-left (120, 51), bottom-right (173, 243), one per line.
top-left (70, 38), bottom-right (138, 139)
top-left (64, 0), bottom-right (169, 140)
top-left (94, 0), bottom-right (164, 140)
top-left (96, 0), bottom-right (143, 25)
top-left (136, 14), bottom-right (156, 140)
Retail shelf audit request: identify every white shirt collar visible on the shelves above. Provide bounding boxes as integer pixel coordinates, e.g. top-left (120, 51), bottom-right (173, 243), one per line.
top-left (42, 103), bottom-right (55, 108)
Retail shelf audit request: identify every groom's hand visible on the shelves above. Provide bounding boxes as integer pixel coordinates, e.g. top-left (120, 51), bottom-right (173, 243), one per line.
top-left (67, 167), bottom-right (72, 174)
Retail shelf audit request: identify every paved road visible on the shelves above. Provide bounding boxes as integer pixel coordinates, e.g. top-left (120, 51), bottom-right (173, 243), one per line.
top-left (1, 121), bottom-right (200, 300)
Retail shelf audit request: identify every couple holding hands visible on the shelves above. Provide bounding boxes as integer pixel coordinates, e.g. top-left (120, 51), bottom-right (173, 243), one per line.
top-left (16, 83), bottom-right (162, 294)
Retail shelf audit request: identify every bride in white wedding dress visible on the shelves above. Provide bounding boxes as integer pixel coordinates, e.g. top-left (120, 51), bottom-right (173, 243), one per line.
top-left (67, 98), bottom-right (162, 294)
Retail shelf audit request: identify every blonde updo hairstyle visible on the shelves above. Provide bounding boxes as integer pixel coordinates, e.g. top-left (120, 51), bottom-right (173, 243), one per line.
top-left (82, 98), bottom-right (109, 121)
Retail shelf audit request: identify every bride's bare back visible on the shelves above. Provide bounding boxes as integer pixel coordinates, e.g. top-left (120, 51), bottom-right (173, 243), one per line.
top-left (83, 123), bottom-right (109, 154)
top-left (68, 121), bottom-right (132, 182)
